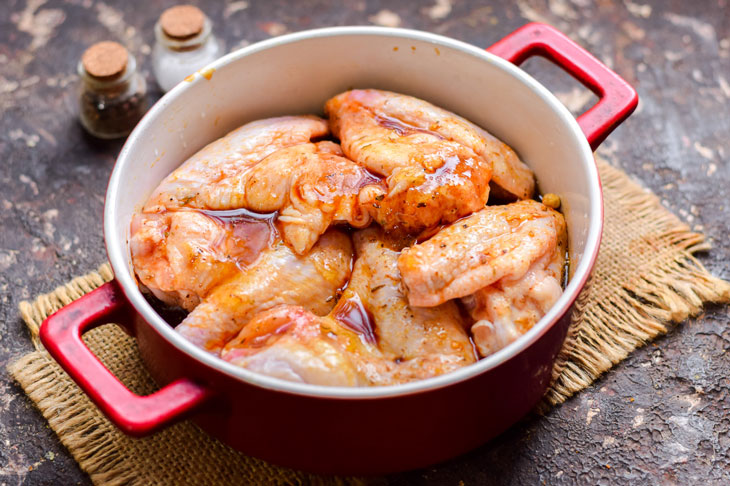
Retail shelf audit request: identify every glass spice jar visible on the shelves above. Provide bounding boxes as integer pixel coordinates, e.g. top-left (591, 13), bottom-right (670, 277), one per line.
top-left (77, 41), bottom-right (148, 139)
top-left (151, 5), bottom-right (224, 92)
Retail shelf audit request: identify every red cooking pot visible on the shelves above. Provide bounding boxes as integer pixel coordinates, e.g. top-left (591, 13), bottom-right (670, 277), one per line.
top-left (40, 23), bottom-right (637, 474)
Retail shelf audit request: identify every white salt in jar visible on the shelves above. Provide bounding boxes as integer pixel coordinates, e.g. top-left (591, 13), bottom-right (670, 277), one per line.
top-left (151, 5), bottom-right (224, 92)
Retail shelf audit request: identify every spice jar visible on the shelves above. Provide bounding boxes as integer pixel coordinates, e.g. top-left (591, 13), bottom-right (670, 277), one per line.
top-left (152, 5), bottom-right (224, 92)
top-left (78, 41), bottom-right (148, 139)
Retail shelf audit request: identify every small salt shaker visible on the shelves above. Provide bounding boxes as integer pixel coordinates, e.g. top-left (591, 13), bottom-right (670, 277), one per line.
top-left (78, 41), bottom-right (148, 139)
top-left (152, 5), bottom-right (224, 92)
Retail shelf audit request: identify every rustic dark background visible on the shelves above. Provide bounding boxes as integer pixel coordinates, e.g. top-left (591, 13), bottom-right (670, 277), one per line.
top-left (1, 0), bottom-right (729, 484)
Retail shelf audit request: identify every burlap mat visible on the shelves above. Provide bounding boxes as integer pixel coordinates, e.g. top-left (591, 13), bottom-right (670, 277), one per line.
top-left (8, 158), bottom-right (730, 485)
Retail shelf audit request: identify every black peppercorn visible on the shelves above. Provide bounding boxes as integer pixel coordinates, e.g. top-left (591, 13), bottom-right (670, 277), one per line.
top-left (78, 41), bottom-right (148, 139)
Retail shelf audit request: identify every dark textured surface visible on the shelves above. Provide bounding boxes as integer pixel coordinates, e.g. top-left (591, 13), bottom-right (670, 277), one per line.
top-left (1, 0), bottom-right (728, 484)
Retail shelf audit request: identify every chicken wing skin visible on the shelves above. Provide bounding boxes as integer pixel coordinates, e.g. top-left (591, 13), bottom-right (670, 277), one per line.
top-left (144, 115), bottom-right (329, 212)
top-left (221, 227), bottom-right (476, 386)
top-left (240, 141), bottom-right (378, 254)
top-left (221, 305), bottom-right (366, 386)
top-left (343, 228), bottom-right (475, 369)
top-left (345, 89), bottom-right (535, 200)
top-left (399, 200), bottom-right (567, 357)
top-left (147, 121), bottom-right (376, 255)
top-left (462, 249), bottom-right (565, 357)
top-left (130, 209), bottom-right (274, 311)
top-left (398, 200), bottom-right (567, 307)
top-left (326, 89), bottom-right (492, 234)
top-left (175, 229), bottom-right (353, 354)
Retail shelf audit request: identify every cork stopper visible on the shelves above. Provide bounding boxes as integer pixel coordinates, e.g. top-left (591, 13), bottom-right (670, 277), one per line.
top-left (160, 5), bottom-right (206, 40)
top-left (81, 41), bottom-right (128, 80)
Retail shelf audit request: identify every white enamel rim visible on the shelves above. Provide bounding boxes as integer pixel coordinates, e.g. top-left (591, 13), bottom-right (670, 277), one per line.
top-left (106, 26), bottom-right (601, 400)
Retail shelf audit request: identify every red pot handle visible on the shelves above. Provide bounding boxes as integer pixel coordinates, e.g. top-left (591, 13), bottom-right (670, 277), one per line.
top-left (487, 22), bottom-right (638, 150)
top-left (39, 280), bottom-right (211, 437)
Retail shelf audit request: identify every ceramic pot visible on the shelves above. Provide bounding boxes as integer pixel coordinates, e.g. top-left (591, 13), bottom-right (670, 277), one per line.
top-left (40, 23), bottom-right (637, 474)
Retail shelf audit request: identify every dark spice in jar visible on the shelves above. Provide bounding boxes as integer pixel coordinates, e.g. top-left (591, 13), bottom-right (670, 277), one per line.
top-left (78, 41), bottom-right (148, 139)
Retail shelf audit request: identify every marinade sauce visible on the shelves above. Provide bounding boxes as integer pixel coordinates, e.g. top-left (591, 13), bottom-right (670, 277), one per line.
top-left (332, 292), bottom-right (377, 345)
top-left (197, 208), bottom-right (277, 269)
top-left (374, 113), bottom-right (445, 139)
top-left (198, 207), bottom-right (277, 224)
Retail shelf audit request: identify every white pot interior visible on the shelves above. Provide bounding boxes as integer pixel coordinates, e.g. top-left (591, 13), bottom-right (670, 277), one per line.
top-left (106, 27), bottom-right (599, 398)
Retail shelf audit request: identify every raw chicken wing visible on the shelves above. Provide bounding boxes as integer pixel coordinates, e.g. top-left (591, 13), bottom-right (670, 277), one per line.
top-left (326, 89), bottom-right (493, 233)
top-left (399, 200), bottom-right (567, 357)
top-left (221, 305), bottom-right (365, 386)
top-left (221, 227), bottom-right (476, 386)
top-left (462, 249), bottom-right (565, 357)
top-left (345, 89), bottom-right (535, 200)
top-left (239, 141), bottom-right (378, 254)
top-left (342, 228), bottom-right (475, 377)
top-left (144, 115), bottom-right (329, 212)
top-left (146, 117), bottom-right (376, 254)
top-left (176, 229), bottom-right (353, 354)
top-left (130, 209), bottom-right (274, 311)
top-left (398, 200), bottom-right (566, 307)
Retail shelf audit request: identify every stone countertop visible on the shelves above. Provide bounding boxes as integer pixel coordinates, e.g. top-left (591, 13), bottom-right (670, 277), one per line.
top-left (1, 0), bottom-right (728, 484)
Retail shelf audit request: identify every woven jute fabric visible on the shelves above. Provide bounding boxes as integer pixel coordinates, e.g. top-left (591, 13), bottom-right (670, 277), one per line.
top-left (8, 158), bottom-right (730, 485)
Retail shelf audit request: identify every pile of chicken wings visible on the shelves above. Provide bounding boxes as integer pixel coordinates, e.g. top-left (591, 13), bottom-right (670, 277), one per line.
top-left (131, 89), bottom-right (567, 386)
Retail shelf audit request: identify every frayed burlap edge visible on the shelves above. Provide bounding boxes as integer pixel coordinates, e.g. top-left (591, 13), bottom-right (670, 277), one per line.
top-left (541, 160), bottom-right (730, 408)
top-left (7, 158), bottom-right (730, 484)
top-left (18, 263), bottom-right (114, 350)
